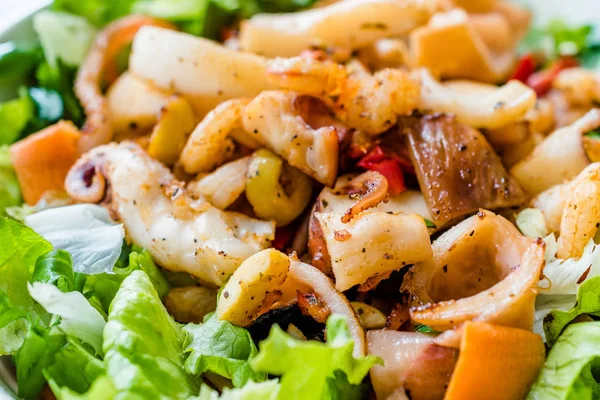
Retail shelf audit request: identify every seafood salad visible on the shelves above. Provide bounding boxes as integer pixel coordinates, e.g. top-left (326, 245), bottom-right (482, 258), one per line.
top-left (1, 0), bottom-right (600, 399)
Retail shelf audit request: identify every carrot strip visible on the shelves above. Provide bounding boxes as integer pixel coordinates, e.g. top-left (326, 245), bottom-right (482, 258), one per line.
top-left (10, 121), bottom-right (81, 205)
top-left (444, 322), bottom-right (545, 400)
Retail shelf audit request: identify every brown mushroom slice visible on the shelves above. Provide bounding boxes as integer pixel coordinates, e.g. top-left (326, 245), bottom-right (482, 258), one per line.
top-left (410, 10), bottom-right (514, 83)
top-left (510, 109), bottom-right (600, 195)
top-left (402, 210), bottom-right (544, 347)
top-left (368, 330), bottom-right (457, 400)
top-left (242, 91), bottom-right (339, 186)
top-left (401, 114), bottom-right (525, 228)
top-left (314, 211), bottom-right (432, 292)
top-left (289, 256), bottom-right (365, 356)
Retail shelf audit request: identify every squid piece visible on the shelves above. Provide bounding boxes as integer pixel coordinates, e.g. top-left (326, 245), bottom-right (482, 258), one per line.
top-left (402, 210), bottom-right (545, 347)
top-left (410, 10), bottom-right (515, 83)
top-left (288, 256), bottom-right (366, 356)
top-left (510, 109), bottom-right (600, 195)
top-left (107, 71), bottom-right (173, 138)
top-left (129, 27), bottom-right (275, 116)
top-left (242, 91), bottom-right (339, 186)
top-left (239, 0), bottom-right (436, 57)
top-left (309, 172), bottom-right (433, 276)
top-left (368, 330), bottom-right (457, 400)
top-left (417, 70), bottom-right (537, 130)
top-left (314, 210), bottom-right (432, 292)
top-left (357, 38), bottom-right (412, 71)
top-left (557, 163), bottom-right (600, 259)
top-left (65, 142), bottom-right (275, 286)
top-left (553, 68), bottom-right (600, 108)
top-left (401, 114), bottom-right (525, 228)
top-left (245, 149), bottom-right (313, 227)
top-left (531, 181), bottom-right (574, 234)
top-left (75, 16), bottom-right (175, 151)
top-left (187, 156), bottom-right (251, 210)
top-left (267, 57), bottom-right (420, 136)
top-left (180, 99), bottom-right (248, 174)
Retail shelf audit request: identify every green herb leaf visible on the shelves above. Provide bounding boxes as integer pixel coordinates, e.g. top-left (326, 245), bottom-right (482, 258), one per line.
top-left (423, 218), bottom-right (436, 229)
top-left (0, 88), bottom-right (34, 145)
top-left (414, 324), bottom-right (440, 335)
top-left (250, 314), bottom-right (381, 400)
top-left (184, 313), bottom-right (266, 387)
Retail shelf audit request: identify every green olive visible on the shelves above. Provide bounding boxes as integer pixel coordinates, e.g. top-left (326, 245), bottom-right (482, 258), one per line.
top-left (246, 149), bottom-right (312, 227)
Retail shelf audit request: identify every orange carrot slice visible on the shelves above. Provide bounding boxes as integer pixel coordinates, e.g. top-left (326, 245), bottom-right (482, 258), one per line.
top-left (444, 322), bottom-right (545, 400)
top-left (10, 121), bottom-right (81, 205)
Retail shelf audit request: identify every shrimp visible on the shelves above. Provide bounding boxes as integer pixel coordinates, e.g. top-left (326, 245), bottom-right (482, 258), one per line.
top-left (267, 56), bottom-right (420, 136)
top-left (179, 98), bottom-right (249, 174)
top-left (75, 15), bottom-right (176, 152)
top-left (242, 90), bottom-right (339, 186)
top-left (65, 142), bottom-right (275, 286)
top-left (557, 162), bottom-right (600, 259)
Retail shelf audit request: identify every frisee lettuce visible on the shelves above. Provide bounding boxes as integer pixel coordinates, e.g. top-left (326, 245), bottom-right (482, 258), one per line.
top-left (184, 313), bottom-right (266, 387)
top-left (528, 322), bottom-right (600, 400)
top-left (250, 314), bottom-right (381, 400)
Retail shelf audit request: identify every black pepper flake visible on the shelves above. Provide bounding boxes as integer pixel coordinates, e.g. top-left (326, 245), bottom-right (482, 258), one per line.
top-left (442, 265), bottom-right (448, 273)
top-left (361, 248), bottom-right (366, 253)
top-left (223, 291), bottom-right (229, 298)
top-left (469, 230), bottom-right (474, 237)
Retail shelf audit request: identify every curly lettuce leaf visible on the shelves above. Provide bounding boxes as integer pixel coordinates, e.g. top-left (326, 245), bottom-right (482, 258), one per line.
top-left (250, 314), bottom-right (381, 400)
top-left (0, 41), bottom-right (43, 84)
top-left (184, 313), bottom-right (266, 387)
top-left (543, 276), bottom-right (600, 346)
top-left (118, 245), bottom-right (170, 298)
top-left (25, 204), bottom-right (125, 275)
top-left (0, 88), bottom-right (34, 145)
top-left (0, 146), bottom-right (22, 215)
top-left (28, 282), bottom-right (106, 355)
top-left (103, 270), bottom-right (199, 398)
top-left (528, 321), bottom-right (600, 400)
top-left (197, 380), bottom-right (280, 400)
top-left (44, 339), bottom-right (106, 398)
top-left (49, 376), bottom-right (116, 400)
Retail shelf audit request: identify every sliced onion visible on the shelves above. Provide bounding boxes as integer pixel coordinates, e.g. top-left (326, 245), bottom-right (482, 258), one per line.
top-left (402, 210), bottom-right (545, 347)
top-left (367, 330), bottom-right (457, 400)
top-left (288, 256), bottom-right (365, 356)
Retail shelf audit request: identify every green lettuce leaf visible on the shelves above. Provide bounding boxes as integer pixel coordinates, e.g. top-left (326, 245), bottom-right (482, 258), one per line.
top-left (0, 41), bottom-right (43, 84)
top-left (103, 270), bottom-right (199, 398)
top-left (15, 326), bottom-right (67, 399)
top-left (0, 217), bottom-right (51, 312)
top-left (0, 88), bottom-right (34, 145)
top-left (197, 380), bottom-right (280, 400)
top-left (44, 338), bottom-right (106, 397)
top-left (32, 249), bottom-right (75, 292)
top-left (528, 321), bottom-right (600, 400)
top-left (0, 146), bottom-right (22, 215)
top-left (184, 313), bottom-right (266, 387)
top-left (118, 245), bottom-right (170, 298)
top-left (33, 11), bottom-right (96, 68)
top-left (49, 376), bottom-right (116, 400)
top-left (544, 276), bottom-right (600, 346)
top-left (250, 314), bottom-right (381, 400)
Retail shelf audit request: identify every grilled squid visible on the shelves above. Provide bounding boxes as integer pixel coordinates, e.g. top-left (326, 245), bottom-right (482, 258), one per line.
top-left (75, 16), bottom-right (175, 151)
top-left (402, 210), bottom-right (545, 348)
top-left (242, 91), bottom-right (339, 186)
top-left (65, 142), bottom-right (275, 286)
top-left (267, 57), bottom-right (420, 136)
top-left (510, 109), bottom-right (600, 195)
